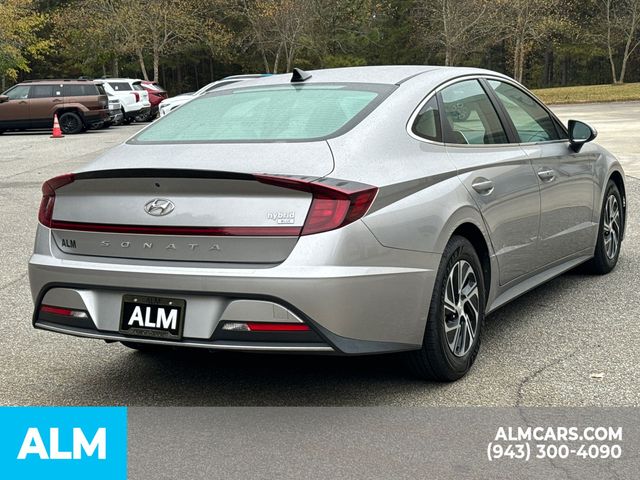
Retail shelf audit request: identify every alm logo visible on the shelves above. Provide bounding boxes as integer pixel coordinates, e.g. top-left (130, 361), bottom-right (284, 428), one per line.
top-left (0, 407), bottom-right (126, 480)
top-left (18, 427), bottom-right (106, 460)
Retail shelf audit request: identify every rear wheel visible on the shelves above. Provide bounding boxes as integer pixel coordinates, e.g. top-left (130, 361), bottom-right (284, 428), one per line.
top-left (121, 109), bottom-right (133, 125)
top-left (585, 180), bottom-right (623, 274)
top-left (59, 112), bottom-right (84, 134)
top-left (135, 111), bottom-right (154, 122)
top-left (405, 235), bottom-right (485, 381)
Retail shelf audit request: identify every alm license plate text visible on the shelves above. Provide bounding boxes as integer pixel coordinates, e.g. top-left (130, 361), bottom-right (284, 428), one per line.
top-left (119, 295), bottom-right (185, 340)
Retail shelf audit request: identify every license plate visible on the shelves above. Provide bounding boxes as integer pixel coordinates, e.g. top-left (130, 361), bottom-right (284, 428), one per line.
top-left (119, 295), bottom-right (185, 340)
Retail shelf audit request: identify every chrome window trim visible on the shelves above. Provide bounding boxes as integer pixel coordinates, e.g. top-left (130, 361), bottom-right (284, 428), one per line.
top-left (406, 74), bottom-right (571, 149)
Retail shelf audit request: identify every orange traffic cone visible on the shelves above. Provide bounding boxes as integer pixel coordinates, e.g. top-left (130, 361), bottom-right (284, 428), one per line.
top-left (51, 113), bottom-right (64, 138)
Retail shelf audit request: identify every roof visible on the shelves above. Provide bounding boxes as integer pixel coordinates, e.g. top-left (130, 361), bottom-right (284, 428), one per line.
top-left (221, 65), bottom-right (508, 89)
top-left (20, 79), bottom-right (94, 84)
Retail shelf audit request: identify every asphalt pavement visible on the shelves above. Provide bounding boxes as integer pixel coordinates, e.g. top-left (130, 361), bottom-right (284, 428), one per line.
top-left (0, 106), bottom-right (638, 407)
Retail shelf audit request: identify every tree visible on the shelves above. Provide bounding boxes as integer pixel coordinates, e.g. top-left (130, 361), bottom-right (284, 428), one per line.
top-left (304, 0), bottom-right (379, 68)
top-left (599, 0), bottom-right (640, 83)
top-left (493, 0), bottom-right (569, 82)
top-left (235, 0), bottom-right (314, 73)
top-left (413, 0), bottom-right (498, 66)
top-left (131, 0), bottom-right (203, 81)
top-left (54, 0), bottom-right (125, 77)
top-left (0, 0), bottom-right (52, 89)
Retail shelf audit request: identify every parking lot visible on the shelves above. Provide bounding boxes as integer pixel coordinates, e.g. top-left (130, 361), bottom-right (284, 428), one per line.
top-left (1, 102), bottom-right (638, 407)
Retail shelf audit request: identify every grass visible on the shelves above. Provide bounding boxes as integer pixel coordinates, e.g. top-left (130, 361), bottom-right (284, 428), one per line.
top-left (531, 82), bottom-right (640, 105)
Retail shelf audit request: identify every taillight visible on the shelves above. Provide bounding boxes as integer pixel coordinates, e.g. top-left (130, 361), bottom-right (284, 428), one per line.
top-left (133, 92), bottom-right (140, 102)
top-left (38, 173), bottom-right (75, 227)
top-left (256, 175), bottom-right (377, 236)
top-left (221, 322), bottom-right (310, 332)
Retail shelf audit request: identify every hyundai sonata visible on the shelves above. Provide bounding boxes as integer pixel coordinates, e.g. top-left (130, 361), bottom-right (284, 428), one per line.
top-left (29, 66), bottom-right (626, 381)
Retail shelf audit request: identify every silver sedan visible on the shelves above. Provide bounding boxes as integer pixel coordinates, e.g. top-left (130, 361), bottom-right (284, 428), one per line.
top-left (29, 66), bottom-right (626, 381)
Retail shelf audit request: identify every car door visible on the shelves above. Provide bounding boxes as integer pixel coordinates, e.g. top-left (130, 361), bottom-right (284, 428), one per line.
top-left (0, 85), bottom-right (32, 129)
top-left (28, 84), bottom-right (63, 128)
top-left (485, 79), bottom-right (596, 267)
top-left (439, 79), bottom-right (541, 285)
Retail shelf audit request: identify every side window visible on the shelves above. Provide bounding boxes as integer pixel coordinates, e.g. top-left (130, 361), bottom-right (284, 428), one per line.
top-left (30, 85), bottom-right (54, 99)
top-left (487, 80), bottom-right (562, 143)
top-left (439, 80), bottom-right (508, 145)
top-left (412, 96), bottom-right (441, 142)
top-left (64, 84), bottom-right (98, 96)
top-left (5, 85), bottom-right (30, 100)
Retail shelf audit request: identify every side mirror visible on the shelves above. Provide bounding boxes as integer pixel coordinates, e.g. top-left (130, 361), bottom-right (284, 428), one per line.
top-left (568, 120), bottom-right (597, 153)
top-left (0, 95), bottom-right (9, 103)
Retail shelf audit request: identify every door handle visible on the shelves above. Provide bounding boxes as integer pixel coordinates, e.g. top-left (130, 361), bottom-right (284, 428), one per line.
top-left (18, 100), bottom-right (27, 104)
top-left (471, 178), bottom-right (494, 195)
top-left (537, 169), bottom-right (555, 181)
top-left (52, 99), bottom-right (63, 103)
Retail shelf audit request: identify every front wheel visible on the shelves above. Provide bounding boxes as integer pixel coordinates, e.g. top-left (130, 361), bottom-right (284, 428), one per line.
top-left (405, 235), bottom-right (485, 381)
top-left (585, 180), bottom-right (623, 274)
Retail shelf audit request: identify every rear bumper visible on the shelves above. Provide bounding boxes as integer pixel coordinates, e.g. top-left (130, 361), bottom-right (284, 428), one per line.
top-left (84, 109), bottom-right (110, 126)
top-left (108, 109), bottom-right (124, 123)
top-left (29, 222), bottom-right (438, 354)
top-left (124, 106), bottom-right (149, 119)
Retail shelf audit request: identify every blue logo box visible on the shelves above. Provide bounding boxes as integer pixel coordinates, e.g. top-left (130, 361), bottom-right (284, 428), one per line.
top-left (0, 407), bottom-right (127, 480)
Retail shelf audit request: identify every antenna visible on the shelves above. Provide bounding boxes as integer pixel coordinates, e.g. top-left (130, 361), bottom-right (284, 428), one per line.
top-left (291, 68), bottom-right (312, 83)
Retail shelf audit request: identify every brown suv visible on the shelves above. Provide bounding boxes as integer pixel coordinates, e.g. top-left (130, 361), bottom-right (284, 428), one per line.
top-left (0, 79), bottom-right (109, 134)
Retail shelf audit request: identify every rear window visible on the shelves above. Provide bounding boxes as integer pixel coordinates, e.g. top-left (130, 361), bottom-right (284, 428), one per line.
top-left (108, 82), bottom-right (132, 91)
top-left (133, 83), bottom-right (392, 143)
top-left (96, 84), bottom-right (106, 95)
top-left (63, 84), bottom-right (99, 96)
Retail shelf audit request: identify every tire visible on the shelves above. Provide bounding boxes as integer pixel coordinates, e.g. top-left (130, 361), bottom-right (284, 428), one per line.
top-left (585, 180), bottom-right (623, 274)
top-left (121, 109), bottom-right (133, 125)
top-left (120, 341), bottom-right (168, 353)
top-left (58, 112), bottom-right (84, 134)
top-left (134, 111), bottom-right (153, 122)
top-left (405, 235), bottom-right (485, 381)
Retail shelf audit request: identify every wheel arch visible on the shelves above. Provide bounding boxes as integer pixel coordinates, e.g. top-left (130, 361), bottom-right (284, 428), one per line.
top-left (450, 222), bottom-right (492, 302)
top-left (605, 168), bottom-right (627, 240)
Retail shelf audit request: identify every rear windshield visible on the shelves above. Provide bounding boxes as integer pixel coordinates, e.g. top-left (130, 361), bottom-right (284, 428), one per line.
top-left (108, 82), bottom-right (132, 91)
top-left (132, 83), bottom-right (393, 143)
top-left (145, 82), bottom-right (165, 91)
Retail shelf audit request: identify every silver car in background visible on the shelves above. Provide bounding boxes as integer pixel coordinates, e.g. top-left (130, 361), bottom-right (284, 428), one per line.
top-left (29, 66), bottom-right (626, 381)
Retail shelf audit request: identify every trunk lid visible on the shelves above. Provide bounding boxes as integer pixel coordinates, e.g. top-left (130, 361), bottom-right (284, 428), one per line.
top-left (80, 141), bottom-right (334, 177)
top-left (50, 142), bottom-right (333, 264)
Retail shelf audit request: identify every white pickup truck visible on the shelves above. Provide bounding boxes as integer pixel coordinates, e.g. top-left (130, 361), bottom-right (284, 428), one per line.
top-left (97, 78), bottom-right (151, 124)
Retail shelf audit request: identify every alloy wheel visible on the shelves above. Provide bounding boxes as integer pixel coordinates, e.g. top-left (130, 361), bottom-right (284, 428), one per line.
top-left (60, 115), bottom-right (80, 133)
top-left (603, 194), bottom-right (620, 259)
top-left (443, 259), bottom-right (480, 357)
